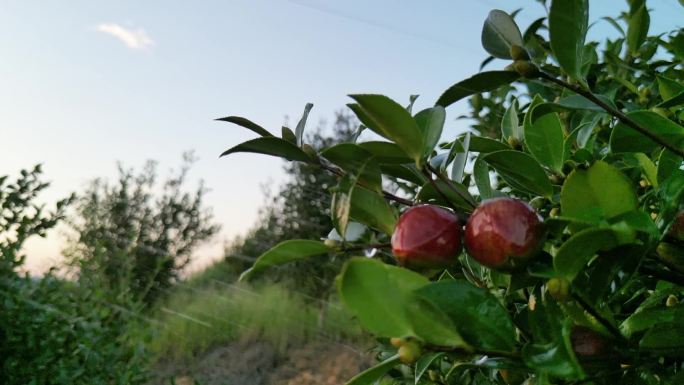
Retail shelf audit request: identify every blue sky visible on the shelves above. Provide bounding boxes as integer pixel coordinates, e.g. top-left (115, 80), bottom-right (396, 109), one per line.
top-left (1, 0), bottom-right (681, 273)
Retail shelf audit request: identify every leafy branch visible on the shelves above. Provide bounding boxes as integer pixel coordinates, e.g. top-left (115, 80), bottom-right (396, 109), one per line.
top-left (537, 71), bottom-right (684, 158)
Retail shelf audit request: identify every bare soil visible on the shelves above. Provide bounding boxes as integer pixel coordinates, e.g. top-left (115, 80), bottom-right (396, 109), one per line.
top-left (150, 339), bottom-right (373, 385)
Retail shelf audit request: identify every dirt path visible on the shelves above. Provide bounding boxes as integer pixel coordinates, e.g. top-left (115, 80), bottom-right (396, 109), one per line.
top-left (151, 340), bottom-right (373, 385)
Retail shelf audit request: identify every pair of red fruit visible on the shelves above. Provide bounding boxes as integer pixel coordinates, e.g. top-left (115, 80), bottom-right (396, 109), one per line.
top-left (391, 197), bottom-right (544, 270)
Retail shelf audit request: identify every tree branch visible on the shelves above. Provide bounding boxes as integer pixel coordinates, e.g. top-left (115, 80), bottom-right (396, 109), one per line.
top-left (318, 162), bottom-right (415, 207)
top-left (538, 71), bottom-right (684, 158)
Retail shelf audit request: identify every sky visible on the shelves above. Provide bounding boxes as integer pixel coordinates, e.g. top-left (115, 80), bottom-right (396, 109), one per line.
top-left (1, 0), bottom-right (681, 274)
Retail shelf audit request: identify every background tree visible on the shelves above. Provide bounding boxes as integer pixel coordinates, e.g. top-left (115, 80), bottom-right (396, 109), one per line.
top-left (0, 166), bottom-right (149, 385)
top-left (216, 110), bottom-right (357, 296)
top-left (65, 152), bottom-right (220, 305)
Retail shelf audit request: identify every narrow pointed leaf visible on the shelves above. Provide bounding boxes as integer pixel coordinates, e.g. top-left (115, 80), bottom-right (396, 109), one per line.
top-left (627, 0), bottom-right (650, 55)
top-left (436, 71), bottom-right (519, 108)
top-left (220, 137), bottom-right (313, 162)
top-left (295, 103), bottom-right (313, 146)
top-left (451, 133), bottom-right (471, 183)
top-left (524, 110), bottom-right (565, 173)
top-left (549, 0), bottom-right (589, 81)
top-left (216, 116), bottom-right (273, 137)
top-left (483, 150), bottom-right (553, 197)
top-left (610, 110), bottom-right (684, 154)
top-left (239, 240), bottom-right (330, 281)
top-left (345, 354), bottom-right (400, 385)
top-left (414, 106), bottom-right (446, 159)
top-left (501, 99), bottom-right (520, 141)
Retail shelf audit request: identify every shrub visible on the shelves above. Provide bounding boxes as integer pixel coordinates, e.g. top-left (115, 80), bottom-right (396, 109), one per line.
top-left (0, 166), bottom-right (149, 384)
top-left (222, 1), bottom-right (684, 383)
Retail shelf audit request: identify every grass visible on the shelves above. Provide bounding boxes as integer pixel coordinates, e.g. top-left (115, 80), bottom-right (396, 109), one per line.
top-left (148, 281), bottom-right (365, 361)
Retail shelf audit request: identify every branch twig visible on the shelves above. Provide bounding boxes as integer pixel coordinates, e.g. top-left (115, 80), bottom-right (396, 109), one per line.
top-left (538, 72), bottom-right (684, 158)
top-left (318, 162), bottom-right (414, 207)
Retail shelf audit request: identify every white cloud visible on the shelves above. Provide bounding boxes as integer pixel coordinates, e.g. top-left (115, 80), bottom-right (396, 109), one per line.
top-left (96, 23), bottom-right (154, 50)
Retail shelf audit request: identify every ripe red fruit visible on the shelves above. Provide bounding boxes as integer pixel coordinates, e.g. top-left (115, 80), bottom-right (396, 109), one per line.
top-left (464, 198), bottom-right (543, 269)
top-left (391, 205), bottom-right (462, 268)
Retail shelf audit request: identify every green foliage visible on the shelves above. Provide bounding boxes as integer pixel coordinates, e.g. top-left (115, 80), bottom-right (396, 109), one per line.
top-left (220, 111), bottom-right (358, 297)
top-left (223, 1), bottom-right (684, 383)
top-left (65, 153), bottom-right (219, 305)
top-left (0, 167), bottom-right (148, 385)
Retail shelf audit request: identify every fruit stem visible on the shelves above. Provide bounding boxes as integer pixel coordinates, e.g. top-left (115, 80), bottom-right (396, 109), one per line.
top-left (537, 71), bottom-right (684, 159)
top-left (318, 161), bottom-right (415, 207)
top-left (425, 164), bottom-right (477, 210)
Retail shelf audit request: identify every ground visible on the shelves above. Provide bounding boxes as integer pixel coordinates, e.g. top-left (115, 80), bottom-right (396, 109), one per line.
top-left (151, 339), bottom-right (373, 385)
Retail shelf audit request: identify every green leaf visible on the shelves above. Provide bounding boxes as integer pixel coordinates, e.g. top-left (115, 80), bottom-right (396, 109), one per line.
top-left (467, 136), bottom-right (510, 153)
top-left (549, 0), bottom-right (589, 81)
top-left (338, 258), bottom-right (427, 338)
top-left (483, 150), bottom-right (553, 197)
top-left (640, 324), bottom-right (684, 354)
top-left (473, 156), bottom-right (493, 199)
top-left (345, 354), bottom-right (400, 385)
top-left (524, 299), bottom-right (585, 379)
top-left (331, 176), bottom-right (352, 237)
top-left (220, 137), bottom-right (313, 162)
top-left (216, 116), bottom-right (273, 137)
top-left (416, 180), bottom-right (476, 212)
top-left (338, 258), bottom-right (467, 347)
top-left (556, 94), bottom-right (617, 112)
top-left (349, 94), bottom-right (424, 163)
top-left (348, 183), bottom-right (397, 235)
top-left (634, 153), bottom-right (658, 188)
top-left (657, 149), bottom-right (683, 184)
top-left (295, 103), bottom-right (313, 146)
top-left (621, 305), bottom-right (684, 337)
top-left (554, 227), bottom-right (633, 281)
top-left (658, 90), bottom-right (684, 108)
top-left (481, 9), bottom-right (524, 59)
top-left (627, 0), bottom-right (650, 55)
top-left (239, 240), bottom-right (330, 281)
top-left (281, 126), bottom-right (297, 143)
top-left (414, 106), bottom-right (446, 160)
top-left (450, 133), bottom-right (471, 183)
top-left (524, 110), bottom-right (565, 173)
top-left (560, 161), bottom-right (638, 223)
top-left (436, 71), bottom-right (519, 108)
top-left (414, 353), bottom-right (444, 385)
top-left (656, 75), bottom-right (684, 101)
top-left (610, 110), bottom-right (684, 154)
top-left (406, 94), bottom-right (419, 113)
top-left (380, 164), bottom-right (426, 185)
top-left (322, 143), bottom-right (382, 192)
top-left (415, 280), bottom-right (517, 351)
top-left (501, 99), bottom-right (520, 141)
top-left (358, 141), bottom-right (412, 164)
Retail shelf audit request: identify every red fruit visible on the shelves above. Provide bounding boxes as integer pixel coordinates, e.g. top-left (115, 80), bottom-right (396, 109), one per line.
top-left (670, 210), bottom-right (684, 242)
top-left (570, 326), bottom-right (607, 358)
top-left (391, 205), bottom-right (462, 268)
top-left (464, 198), bottom-right (543, 269)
